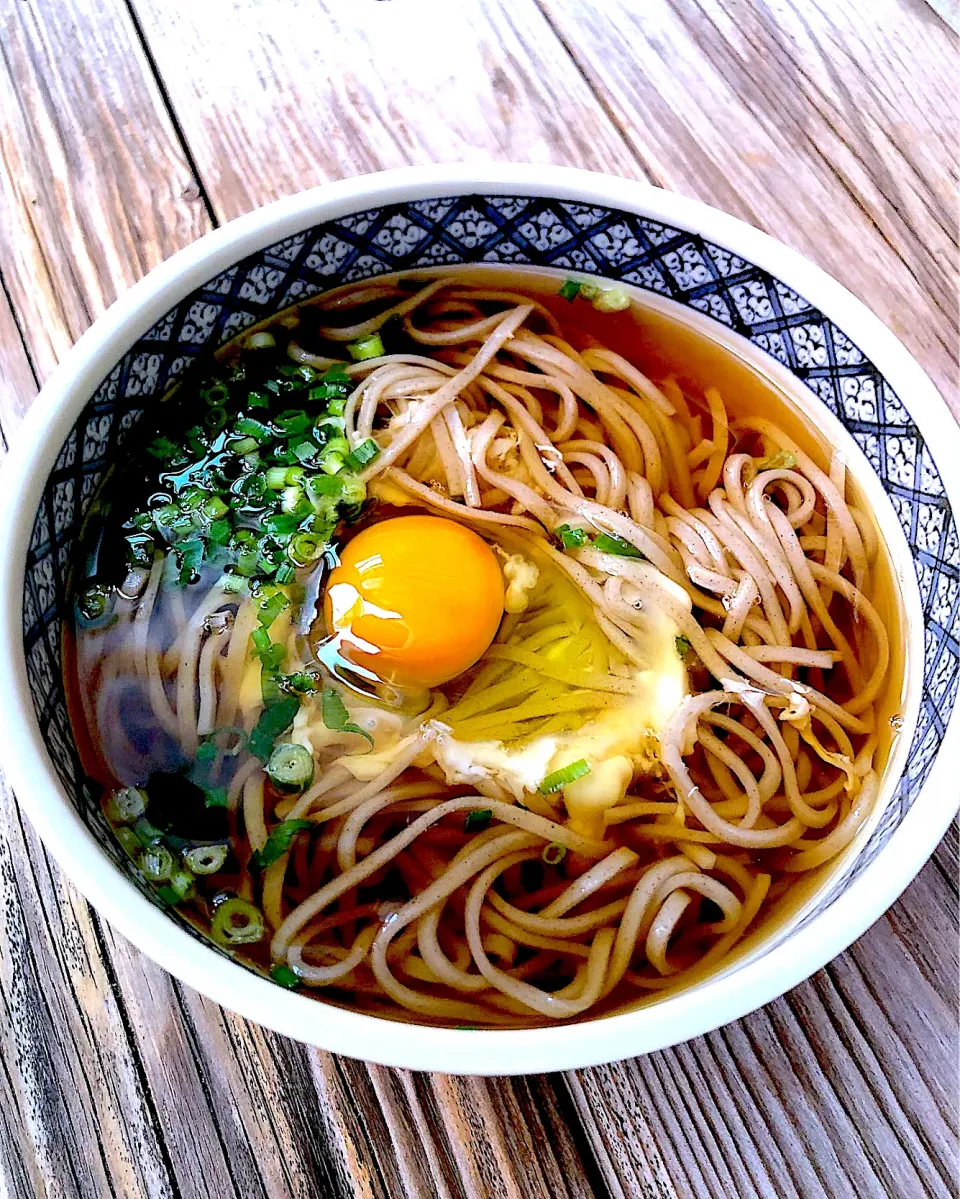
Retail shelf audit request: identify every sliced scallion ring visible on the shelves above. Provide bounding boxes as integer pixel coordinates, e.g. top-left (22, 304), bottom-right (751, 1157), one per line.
top-left (265, 742), bottom-right (315, 794)
top-left (211, 898), bottom-right (266, 946)
top-left (140, 845), bottom-right (175, 881)
top-left (183, 844), bottom-right (229, 875)
top-left (106, 786), bottom-right (147, 824)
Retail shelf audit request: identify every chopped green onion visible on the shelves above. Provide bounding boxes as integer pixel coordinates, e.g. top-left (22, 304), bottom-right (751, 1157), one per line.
top-left (591, 287), bottom-right (631, 313)
top-left (283, 671), bottom-right (319, 694)
top-left (247, 388), bottom-right (270, 409)
top-left (234, 416), bottom-right (272, 443)
top-left (147, 435), bottom-right (181, 461)
top-left (222, 572), bottom-right (249, 594)
top-left (275, 410), bottom-right (312, 438)
top-left (591, 532), bottom-right (645, 559)
top-left (555, 524), bottom-right (589, 549)
top-left (248, 696), bottom-right (300, 761)
top-left (339, 475), bottom-right (366, 507)
top-left (169, 869), bottom-right (196, 901)
top-left (464, 809), bottom-right (493, 832)
top-left (270, 964), bottom-right (301, 989)
top-left (256, 590), bottom-right (289, 628)
top-left (344, 438), bottom-right (380, 471)
top-left (274, 563), bottom-right (296, 585)
top-left (290, 439), bottom-right (319, 464)
top-left (211, 897), bottom-right (265, 945)
top-left (207, 519), bottom-right (231, 547)
top-left (265, 742), bottom-right (315, 794)
top-left (347, 333), bottom-right (384, 361)
top-left (676, 635), bottom-right (691, 660)
top-left (542, 842), bottom-right (567, 866)
top-left (203, 786), bottom-right (228, 809)
top-left (157, 885), bottom-right (183, 905)
top-left (201, 380), bottom-right (230, 406)
top-left (539, 759), bottom-right (591, 794)
top-left (177, 538), bottom-right (204, 585)
top-left (249, 819), bottom-right (313, 871)
top-left (76, 585), bottom-right (113, 626)
top-left (106, 786), bottom-right (147, 824)
top-left (140, 844), bottom-right (175, 881)
top-left (232, 437), bottom-right (259, 455)
top-left (134, 816), bottom-right (165, 845)
top-left (558, 279), bottom-right (581, 302)
top-left (202, 495), bottom-right (229, 521)
top-left (320, 688), bottom-right (373, 746)
top-left (288, 531), bottom-right (325, 567)
top-left (280, 484), bottom-right (304, 513)
top-left (116, 827), bottom-right (141, 857)
top-left (265, 466), bottom-right (289, 490)
top-left (184, 844), bottom-right (228, 874)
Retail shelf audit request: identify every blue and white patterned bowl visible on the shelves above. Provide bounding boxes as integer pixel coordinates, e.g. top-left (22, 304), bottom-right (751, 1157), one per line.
top-left (1, 166), bottom-right (957, 1074)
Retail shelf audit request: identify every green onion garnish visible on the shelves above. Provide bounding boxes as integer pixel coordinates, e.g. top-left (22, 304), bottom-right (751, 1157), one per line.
top-left (249, 819), bottom-right (313, 872)
top-left (344, 439), bottom-right (380, 471)
top-left (105, 786), bottom-right (147, 824)
top-left (248, 696), bottom-right (300, 761)
top-left (270, 964), bottom-right (301, 989)
top-left (347, 333), bottom-right (384, 361)
top-left (169, 869), bottom-right (196, 901)
top-left (591, 287), bottom-right (630, 312)
top-left (203, 786), bottom-right (228, 809)
top-left (591, 532), bottom-right (645, 559)
top-left (542, 842), bottom-right (567, 866)
top-left (288, 531), bottom-right (325, 566)
top-left (256, 590), bottom-right (289, 628)
top-left (464, 809), bottom-right (493, 832)
top-left (555, 524), bottom-right (589, 549)
top-left (147, 435), bottom-right (180, 461)
top-left (157, 885), bottom-right (183, 905)
top-left (558, 279), bottom-right (581, 302)
top-left (265, 742), bottom-right (315, 794)
top-left (676, 635), bottom-right (691, 660)
top-left (320, 688), bottom-right (373, 746)
top-left (211, 897), bottom-right (265, 945)
top-left (140, 845), bottom-right (175, 881)
top-left (183, 844), bottom-right (228, 875)
top-left (539, 760), bottom-right (591, 794)
top-left (283, 671), bottom-right (319, 694)
top-left (234, 416), bottom-right (272, 443)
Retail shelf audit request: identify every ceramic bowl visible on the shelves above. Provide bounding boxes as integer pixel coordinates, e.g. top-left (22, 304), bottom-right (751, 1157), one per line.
top-left (1, 165), bottom-right (957, 1075)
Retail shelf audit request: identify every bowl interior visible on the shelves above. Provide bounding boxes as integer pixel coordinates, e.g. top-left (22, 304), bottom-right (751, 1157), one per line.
top-left (19, 190), bottom-right (960, 1003)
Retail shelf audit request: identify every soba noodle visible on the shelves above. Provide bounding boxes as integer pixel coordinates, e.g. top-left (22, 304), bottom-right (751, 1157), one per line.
top-left (70, 272), bottom-right (894, 1026)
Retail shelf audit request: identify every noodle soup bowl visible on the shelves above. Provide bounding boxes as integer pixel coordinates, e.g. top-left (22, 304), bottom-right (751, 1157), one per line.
top-left (1, 165), bottom-right (957, 1074)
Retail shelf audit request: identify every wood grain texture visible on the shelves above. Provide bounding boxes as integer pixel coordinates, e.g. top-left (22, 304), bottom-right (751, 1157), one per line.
top-left (0, 0), bottom-right (958, 1196)
top-left (535, 0), bottom-right (960, 414)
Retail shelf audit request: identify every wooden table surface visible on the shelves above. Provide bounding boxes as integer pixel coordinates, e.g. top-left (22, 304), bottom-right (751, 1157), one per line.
top-left (1, 2), bottom-right (957, 1196)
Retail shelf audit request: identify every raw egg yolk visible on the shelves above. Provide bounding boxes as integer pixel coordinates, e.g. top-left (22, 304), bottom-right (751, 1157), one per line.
top-left (323, 515), bottom-right (505, 689)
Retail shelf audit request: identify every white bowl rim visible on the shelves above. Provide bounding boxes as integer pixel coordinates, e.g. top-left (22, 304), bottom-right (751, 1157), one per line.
top-left (0, 163), bottom-right (957, 1076)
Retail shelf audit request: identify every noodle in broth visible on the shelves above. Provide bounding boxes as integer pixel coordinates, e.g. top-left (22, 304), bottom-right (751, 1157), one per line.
top-left (68, 271), bottom-right (896, 1026)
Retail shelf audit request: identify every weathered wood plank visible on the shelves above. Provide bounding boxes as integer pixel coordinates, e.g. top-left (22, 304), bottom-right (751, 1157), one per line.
top-left (125, 0), bottom-right (642, 220)
top-left (0, 0), bottom-right (212, 382)
top-left (535, 0), bottom-right (960, 412)
top-left (0, 777), bottom-right (176, 1199)
top-left (0, 278), bottom-right (37, 444)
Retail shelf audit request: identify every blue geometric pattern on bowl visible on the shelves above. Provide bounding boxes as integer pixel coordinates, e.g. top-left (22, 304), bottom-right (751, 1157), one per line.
top-left (22, 194), bottom-right (959, 955)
